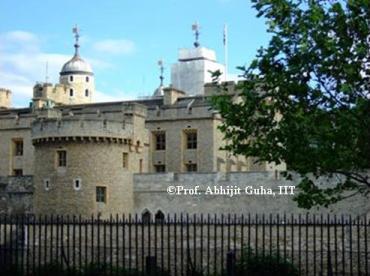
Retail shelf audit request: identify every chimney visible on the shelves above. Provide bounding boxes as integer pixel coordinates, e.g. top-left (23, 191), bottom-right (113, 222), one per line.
top-left (163, 87), bottom-right (186, 105)
top-left (0, 88), bottom-right (11, 109)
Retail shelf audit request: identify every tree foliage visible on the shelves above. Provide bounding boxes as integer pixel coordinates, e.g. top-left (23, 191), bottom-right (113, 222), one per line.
top-left (212, 0), bottom-right (370, 208)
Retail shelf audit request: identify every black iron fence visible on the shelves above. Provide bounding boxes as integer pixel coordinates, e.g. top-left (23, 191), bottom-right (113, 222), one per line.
top-left (0, 213), bottom-right (369, 275)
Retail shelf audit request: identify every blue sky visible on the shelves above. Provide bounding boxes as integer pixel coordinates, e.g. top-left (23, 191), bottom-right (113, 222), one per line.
top-left (0, 0), bottom-right (271, 107)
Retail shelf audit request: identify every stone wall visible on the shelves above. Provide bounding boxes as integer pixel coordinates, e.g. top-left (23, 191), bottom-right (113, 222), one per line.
top-left (0, 176), bottom-right (33, 214)
top-left (0, 110), bottom-right (35, 176)
top-left (0, 170), bottom-right (369, 219)
top-left (33, 141), bottom-right (135, 219)
top-left (133, 172), bottom-right (370, 216)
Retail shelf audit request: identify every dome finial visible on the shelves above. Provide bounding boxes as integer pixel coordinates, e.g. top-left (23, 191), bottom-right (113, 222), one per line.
top-left (192, 22), bottom-right (200, 48)
top-left (72, 25), bottom-right (80, 57)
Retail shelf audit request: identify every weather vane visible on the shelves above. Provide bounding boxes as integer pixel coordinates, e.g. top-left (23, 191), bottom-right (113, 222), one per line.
top-left (158, 59), bottom-right (164, 86)
top-left (72, 25), bottom-right (80, 56)
top-left (192, 22), bottom-right (200, 48)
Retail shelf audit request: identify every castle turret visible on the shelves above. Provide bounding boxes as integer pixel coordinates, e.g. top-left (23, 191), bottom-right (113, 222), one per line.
top-left (59, 26), bottom-right (95, 104)
top-left (32, 27), bottom-right (95, 109)
top-left (0, 88), bottom-right (11, 109)
top-left (32, 102), bottom-right (148, 218)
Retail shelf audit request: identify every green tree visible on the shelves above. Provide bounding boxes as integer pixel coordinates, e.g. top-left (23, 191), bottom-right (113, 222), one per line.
top-left (212, 0), bottom-right (370, 209)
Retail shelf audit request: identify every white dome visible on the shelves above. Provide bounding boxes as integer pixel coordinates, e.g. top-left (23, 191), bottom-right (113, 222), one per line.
top-left (153, 85), bottom-right (164, 97)
top-left (60, 55), bottom-right (93, 75)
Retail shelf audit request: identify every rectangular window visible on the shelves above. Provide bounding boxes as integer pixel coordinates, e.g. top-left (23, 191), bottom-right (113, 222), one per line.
top-left (13, 169), bottom-right (23, 176)
top-left (154, 164), bottom-right (166, 173)
top-left (14, 140), bottom-right (23, 156)
top-left (122, 152), bottom-right (128, 168)
top-left (186, 131), bottom-right (197, 149)
top-left (96, 186), bottom-right (107, 203)
top-left (186, 163), bottom-right (197, 172)
top-left (155, 132), bottom-right (166, 150)
top-left (57, 150), bottom-right (67, 167)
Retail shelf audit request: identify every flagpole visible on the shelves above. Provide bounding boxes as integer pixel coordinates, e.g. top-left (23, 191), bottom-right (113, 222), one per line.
top-left (223, 24), bottom-right (228, 82)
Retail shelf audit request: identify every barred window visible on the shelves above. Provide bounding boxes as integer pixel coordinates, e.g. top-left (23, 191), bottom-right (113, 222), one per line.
top-left (96, 186), bottom-right (107, 203)
top-left (186, 131), bottom-right (197, 149)
top-left (186, 163), bottom-right (197, 172)
top-left (14, 139), bottom-right (23, 156)
top-left (155, 132), bottom-right (166, 150)
top-left (57, 150), bottom-right (67, 167)
top-left (13, 169), bottom-right (23, 176)
top-left (154, 164), bottom-right (166, 173)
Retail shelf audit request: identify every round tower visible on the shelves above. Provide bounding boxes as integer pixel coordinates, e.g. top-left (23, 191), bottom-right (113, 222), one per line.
top-left (0, 88), bottom-right (11, 109)
top-left (32, 116), bottom-right (135, 218)
top-left (59, 26), bottom-right (95, 104)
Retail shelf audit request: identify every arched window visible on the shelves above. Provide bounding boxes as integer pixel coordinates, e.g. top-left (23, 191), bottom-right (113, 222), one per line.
top-left (86, 76), bottom-right (89, 82)
top-left (69, 89), bottom-right (74, 97)
top-left (73, 178), bottom-right (82, 191)
top-left (44, 178), bottom-right (50, 191)
top-left (70, 76), bottom-right (74, 82)
top-left (85, 89), bottom-right (89, 97)
top-left (155, 210), bottom-right (165, 224)
top-left (142, 209), bottom-right (152, 224)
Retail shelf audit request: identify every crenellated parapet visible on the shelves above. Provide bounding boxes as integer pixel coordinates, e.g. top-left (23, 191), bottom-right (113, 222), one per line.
top-left (204, 80), bottom-right (247, 97)
top-left (32, 82), bottom-right (68, 108)
top-left (146, 95), bottom-right (219, 121)
top-left (31, 118), bottom-right (134, 145)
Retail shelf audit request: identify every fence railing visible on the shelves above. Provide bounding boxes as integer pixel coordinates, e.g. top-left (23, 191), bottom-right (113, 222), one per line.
top-left (0, 213), bottom-right (369, 275)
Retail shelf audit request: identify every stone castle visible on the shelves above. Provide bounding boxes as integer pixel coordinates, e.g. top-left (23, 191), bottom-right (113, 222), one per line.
top-left (0, 28), bottom-right (367, 219)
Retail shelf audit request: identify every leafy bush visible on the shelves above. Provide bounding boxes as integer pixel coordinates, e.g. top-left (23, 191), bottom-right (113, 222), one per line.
top-left (235, 247), bottom-right (299, 276)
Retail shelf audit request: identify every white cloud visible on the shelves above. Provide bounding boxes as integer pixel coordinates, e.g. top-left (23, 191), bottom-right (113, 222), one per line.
top-left (1, 31), bottom-right (39, 45)
top-left (93, 39), bottom-right (135, 55)
top-left (0, 31), bottom-right (72, 106)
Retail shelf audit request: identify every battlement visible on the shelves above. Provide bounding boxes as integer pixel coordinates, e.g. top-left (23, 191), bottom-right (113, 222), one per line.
top-left (31, 117), bottom-right (134, 145)
top-left (33, 82), bottom-right (66, 98)
top-left (204, 80), bottom-right (247, 96)
top-left (58, 101), bottom-right (148, 118)
top-left (146, 95), bottom-right (219, 121)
